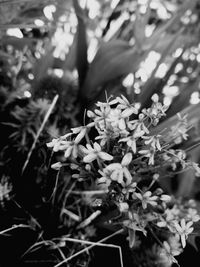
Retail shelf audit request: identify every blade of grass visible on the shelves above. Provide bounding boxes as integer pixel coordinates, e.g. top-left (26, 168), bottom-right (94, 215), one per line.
top-left (22, 94), bottom-right (59, 174)
top-left (0, 224), bottom-right (33, 235)
top-left (53, 228), bottom-right (124, 267)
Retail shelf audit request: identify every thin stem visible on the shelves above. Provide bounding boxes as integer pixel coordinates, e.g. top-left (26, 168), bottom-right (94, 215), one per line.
top-left (22, 94), bottom-right (59, 173)
top-left (0, 224), bottom-right (32, 235)
top-left (53, 229), bottom-right (124, 267)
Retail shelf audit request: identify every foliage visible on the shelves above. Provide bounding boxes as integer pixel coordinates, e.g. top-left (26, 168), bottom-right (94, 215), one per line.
top-left (1, 0), bottom-right (200, 266)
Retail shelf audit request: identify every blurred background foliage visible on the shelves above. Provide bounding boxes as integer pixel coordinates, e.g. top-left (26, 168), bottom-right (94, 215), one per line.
top-left (1, 0), bottom-right (200, 266)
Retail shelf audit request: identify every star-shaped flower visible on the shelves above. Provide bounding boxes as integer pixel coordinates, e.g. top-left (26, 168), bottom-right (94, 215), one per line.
top-left (174, 219), bottom-right (194, 248)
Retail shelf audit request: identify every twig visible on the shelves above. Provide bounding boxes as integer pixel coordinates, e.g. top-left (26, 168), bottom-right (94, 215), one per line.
top-left (56, 237), bottom-right (124, 267)
top-left (62, 209), bottom-right (80, 222)
top-left (22, 94), bottom-right (59, 174)
top-left (69, 190), bottom-right (108, 195)
top-left (0, 224), bottom-right (32, 235)
top-left (77, 210), bottom-right (101, 229)
top-left (49, 169), bottom-right (60, 204)
top-left (53, 228), bottom-right (124, 267)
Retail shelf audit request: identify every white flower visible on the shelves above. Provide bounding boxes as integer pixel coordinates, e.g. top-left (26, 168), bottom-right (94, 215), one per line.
top-left (108, 109), bottom-right (127, 130)
top-left (95, 129), bottom-right (120, 146)
top-left (134, 191), bottom-right (158, 209)
top-left (187, 208), bottom-right (200, 222)
top-left (64, 141), bottom-right (79, 158)
top-left (174, 219), bottom-right (194, 248)
top-left (87, 105), bottom-right (111, 130)
top-left (151, 94), bottom-right (159, 103)
top-left (160, 194), bottom-right (171, 202)
top-left (105, 153), bottom-right (133, 186)
top-left (71, 123), bottom-right (94, 143)
top-left (120, 130), bottom-right (144, 153)
top-left (46, 133), bottom-right (73, 152)
top-left (138, 148), bottom-right (155, 165)
top-left (98, 168), bottom-right (112, 187)
top-left (128, 114), bottom-right (149, 134)
top-left (118, 202), bottom-right (129, 213)
top-left (51, 162), bottom-right (62, 170)
top-left (142, 135), bottom-right (162, 151)
top-left (80, 142), bottom-right (113, 163)
top-left (191, 162), bottom-right (200, 177)
top-left (116, 95), bottom-right (138, 115)
top-left (0, 178), bottom-right (12, 204)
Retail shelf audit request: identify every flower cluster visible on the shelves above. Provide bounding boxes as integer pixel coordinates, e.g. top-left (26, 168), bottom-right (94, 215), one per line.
top-left (47, 94), bottom-right (200, 264)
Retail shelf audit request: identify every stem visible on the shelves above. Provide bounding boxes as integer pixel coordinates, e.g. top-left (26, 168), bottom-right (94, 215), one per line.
top-left (53, 229), bottom-right (124, 267)
top-left (22, 95), bottom-right (59, 174)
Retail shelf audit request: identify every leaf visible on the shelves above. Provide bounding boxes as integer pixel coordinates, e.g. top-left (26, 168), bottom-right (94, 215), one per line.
top-left (128, 228), bottom-right (136, 248)
top-left (166, 76), bottom-right (200, 119)
top-left (2, 36), bottom-right (36, 51)
top-left (32, 45), bottom-right (54, 83)
top-left (134, 0), bottom-right (151, 50)
top-left (144, 0), bottom-right (198, 51)
top-left (151, 103), bottom-right (200, 136)
top-left (138, 28), bottom-right (185, 109)
top-left (63, 32), bottom-right (78, 71)
top-left (73, 0), bottom-right (88, 88)
top-left (81, 40), bottom-right (145, 102)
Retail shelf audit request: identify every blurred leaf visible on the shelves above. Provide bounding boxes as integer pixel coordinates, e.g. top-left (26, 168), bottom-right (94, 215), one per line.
top-left (73, 0), bottom-right (88, 89)
top-left (81, 40), bottom-right (145, 102)
top-left (32, 45), bottom-right (54, 83)
top-left (144, 0), bottom-right (198, 51)
top-left (2, 36), bottom-right (36, 50)
top-left (139, 28), bottom-right (185, 109)
top-left (151, 103), bottom-right (200, 136)
top-left (134, 0), bottom-right (151, 51)
top-left (166, 77), bottom-right (200, 119)
top-left (62, 32), bottom-right (78, 72)
top-left (176, 145), bottom-right (200, 197)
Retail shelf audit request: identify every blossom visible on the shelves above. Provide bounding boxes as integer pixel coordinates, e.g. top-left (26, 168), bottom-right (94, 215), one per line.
top-left (95, 129), bottom-right (120, 146)
top-left (80, 142), bottom-right (113, 163)
top-left (138, 147), bottom-right (155, 165)
top-left (120, 130), bottom-right (144, 153)
top-left (46, 133), bottom-right (73, 152)
top-left (0, 177), bottom-right (12, 205)
top-left (116, 95), bottom-right (138, 116)
top-left (107, 108), bottom-right (128, 130)
top-left (142, 94), bottom-right (167, 125)
top-left (134, 191), bottom-right (158, 209)
top-left (187, 208), bottom-right (200, 222)
top-left (71, 123), bottom-right (94, 143)
top-left (142, 135), bottom-right (162, 151)
top-left (98, 168), bottom-right (112, 187)
top-left (128, 113), bottom-right (149, 134)
top-left (191, 162), bottom-right (200, 177)
top-left (51, 162), bottom-right (62, 170)
top-left (123, 211), bottom-right (147, 234)
top-left (87, 104), bottom-right (111, 130)
top-left (105, 153), bottom-right (133, 186)
top-left (174, 219), bottom-right (194, 248)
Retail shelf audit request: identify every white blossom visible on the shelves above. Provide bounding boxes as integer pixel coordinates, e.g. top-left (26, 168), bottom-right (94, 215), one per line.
top-left (174, 219), bottom-right (194, 248)
top-left (80, 142), bottom-right (113, 163)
